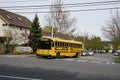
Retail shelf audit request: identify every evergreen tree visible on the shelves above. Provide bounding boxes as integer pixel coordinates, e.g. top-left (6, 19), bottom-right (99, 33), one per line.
top-left (29, 14), bottom-right (42, 52)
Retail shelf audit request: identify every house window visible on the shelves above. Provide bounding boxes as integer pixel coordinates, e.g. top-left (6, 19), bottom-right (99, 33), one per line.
top-left (2, 24), bottom-right (5, 26)
top-left (6, 15), bottom-right (11, 19)
top-left (9, 24), bottom-right (12, 26)
top-left (20, 27), bottom-right (23, 31)
top-left (2, 24), bottom-right (8, 26)
top-left (17, 17), bottom-right (22, 21)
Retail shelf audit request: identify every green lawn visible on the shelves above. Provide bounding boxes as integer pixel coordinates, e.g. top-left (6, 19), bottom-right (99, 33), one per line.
top-left (115, 56), bottom-right (120, 63)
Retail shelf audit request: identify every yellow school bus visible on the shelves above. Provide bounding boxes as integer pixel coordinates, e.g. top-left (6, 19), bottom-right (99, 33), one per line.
top-left (36, 36), bottom-right (83, 58)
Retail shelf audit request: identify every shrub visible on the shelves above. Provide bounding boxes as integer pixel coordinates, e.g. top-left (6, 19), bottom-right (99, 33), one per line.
top-left (5, 49), bottom-right (10, 54)
top-left (115, 56), bottom-right (120, 63)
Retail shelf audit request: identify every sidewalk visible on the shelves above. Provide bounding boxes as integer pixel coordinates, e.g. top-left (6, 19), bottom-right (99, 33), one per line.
top-left (0, 54), bottom-right (36, 58)
top-left (80, 56), bottom-right (114, 62)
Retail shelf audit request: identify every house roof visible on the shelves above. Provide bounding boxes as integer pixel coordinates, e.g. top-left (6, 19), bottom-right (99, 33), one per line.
top-left (0, 9), bottom-right (32, 29)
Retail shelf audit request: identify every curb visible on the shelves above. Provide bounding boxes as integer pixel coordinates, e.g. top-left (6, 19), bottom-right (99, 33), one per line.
top-left (0, 54), bottom-right (36, 58)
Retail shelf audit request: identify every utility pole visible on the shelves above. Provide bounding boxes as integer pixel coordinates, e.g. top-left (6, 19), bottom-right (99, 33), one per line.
top-left (83, 30), bottom-right (86, 50)
top-left (51, 26), bottom-right (54, 37)
top-left (51, 0), bottom-right (54, 37)
top-left (83, 36), bottom-right (85, 50)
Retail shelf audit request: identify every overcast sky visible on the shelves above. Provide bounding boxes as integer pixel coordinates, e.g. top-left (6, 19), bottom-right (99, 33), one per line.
top-left (0, 0), bottom-right (120, 41)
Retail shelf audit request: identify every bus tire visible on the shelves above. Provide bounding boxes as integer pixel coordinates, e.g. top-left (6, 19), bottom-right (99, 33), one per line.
top-left (75, 52), bottom-right (79, 58)
top-left (56, 52), bottom-right (60, 58)
top-left (36, 54), bottom-right (41, 58)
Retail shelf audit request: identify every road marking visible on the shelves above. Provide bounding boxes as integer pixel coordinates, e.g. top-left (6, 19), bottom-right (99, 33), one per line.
top-left (96, 61), bottom-right (101, 63)
top-left (21, 56), bottom-right (26, 58)
top-left (77, 60), bottom-right (87, 62)
top-left (4, 55), bottom-right (15, 58)
top-left (64, 59), bottom-right (74, 61)
top-left (28, 58), bottom-right (36, 59)
top-left (0, 75), bottom-right (42, 80)
top-left (106, 62), bottom-right (110, 64)
top-left (78, 60), bottom-right (115, 65)
top-left (54, 59), bottom-right (61, 61)
top-left (111, 62), bottom-right (115, 64)
top-left (91, 61), bottom-right (96, 63)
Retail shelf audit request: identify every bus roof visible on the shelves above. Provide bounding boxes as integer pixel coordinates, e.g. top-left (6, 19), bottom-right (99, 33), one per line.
top-left (41, 36), bottom-right (82, 44)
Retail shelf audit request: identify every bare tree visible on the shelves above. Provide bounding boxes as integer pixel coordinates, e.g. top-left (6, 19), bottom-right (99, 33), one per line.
top-left (102, 11), bottom-right (120, 49)
top-left (44, 0), bottom-right (76, 35)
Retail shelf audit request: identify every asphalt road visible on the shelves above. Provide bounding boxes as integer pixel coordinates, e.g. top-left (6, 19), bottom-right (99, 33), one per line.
top-left (0, 54), bottom-right (120, 80)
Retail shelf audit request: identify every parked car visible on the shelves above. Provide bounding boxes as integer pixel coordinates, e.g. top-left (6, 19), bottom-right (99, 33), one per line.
top-left (88, 51), bottom-right (94, 56)
top-left (82, 50), bottom-right (94, 56)
top-left (13, 46), bottom-right (33, 54)
top-left (82, 50), bottom-right (89, 56)
top-left (112, 50), bottom-right (120, 56)
top-left (113, 52), bottom-right (119, 56)
top-left (82, 50), bottom-right (88, 56)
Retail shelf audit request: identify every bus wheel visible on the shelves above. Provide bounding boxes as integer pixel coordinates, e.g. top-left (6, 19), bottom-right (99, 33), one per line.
top-left (75, 52), bottom-right (79, 58)
top-left (36, 54), bottom-right (41, 58)
top-left (56, 52), bottom-right (60, 58)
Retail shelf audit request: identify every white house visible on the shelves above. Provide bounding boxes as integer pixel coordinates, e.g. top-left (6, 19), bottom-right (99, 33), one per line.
top-left (0, 9), bottom-right (32, 52)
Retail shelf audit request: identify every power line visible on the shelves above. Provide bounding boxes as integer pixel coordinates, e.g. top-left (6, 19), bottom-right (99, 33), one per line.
top-left (0, 0), bottom-right (120, 14)
top-left (64, 2), bottom-right (120, 8)
top-left (0, 0), bottom-right (48, 4)
top-left (2, 2), bottom-right (120, 10)
top-left (0, 0), bottom-right (120, 5)
top-left (0, 0), bottom-right (120, 9)
top-left (63, 0), bottom-right (120, 6)
top-left (69, 7), bottom-right (120, 12)
top-left (1, 7), bottom-right (119, 14)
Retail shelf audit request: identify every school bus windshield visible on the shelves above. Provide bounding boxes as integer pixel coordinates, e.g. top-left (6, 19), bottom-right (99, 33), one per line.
top-left (37, 41), bottom-right (51, 49)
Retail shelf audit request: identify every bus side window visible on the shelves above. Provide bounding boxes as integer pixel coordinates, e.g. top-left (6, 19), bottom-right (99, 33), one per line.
top-left (63, 43), bottom-right (65, 47)
top-left (74, 44), bottom-right (76, 48)
top-left (72, 44), bottom-right (74, 47)
top-left (70, 43), bottom-right (72, 47)
top-left (58, 42), bottom-right (60, 47)
top-left (74, 44), bottom-right (75, 48)
top-left (75, 44), bottom-right (77, 48)
top-left (76, 44), bottom-right (78, 48)
top-left (52, 42), bottom-right (54, 47)
top-left (55, 42), bottom-right (58, 46)
top-left (72, 43), bottom-right (74, 47)
top-left (69, 43), bottom-right (71, 47)
top-left (60, 42), bottom-right (63, 47)
top-left (80, 44), bottom-right (82, 48)
top-left (74, 44), bottom-right (76, 47)
top-left (66, 43), bottom-right (68, 47)
top-left (79, 44), bottom-right (81, 48)
top-left (78, 44), bottom-right (81, 48)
